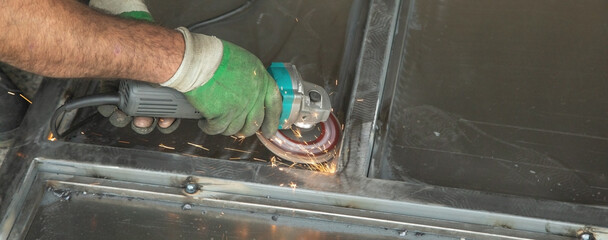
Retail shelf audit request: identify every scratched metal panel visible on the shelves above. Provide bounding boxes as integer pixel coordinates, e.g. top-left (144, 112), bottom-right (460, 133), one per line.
top-left (24, 190), bottom-right (402, 240)
top-left (371, 0), bottom-right (608, 205)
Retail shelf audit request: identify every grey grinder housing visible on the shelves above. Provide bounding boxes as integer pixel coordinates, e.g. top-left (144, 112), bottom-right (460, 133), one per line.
top-left (118, 80), bottom-right (202, 119)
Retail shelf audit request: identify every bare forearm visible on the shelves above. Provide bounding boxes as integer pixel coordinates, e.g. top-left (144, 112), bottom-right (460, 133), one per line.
top-left (0, 0), bottom-right (183, 83)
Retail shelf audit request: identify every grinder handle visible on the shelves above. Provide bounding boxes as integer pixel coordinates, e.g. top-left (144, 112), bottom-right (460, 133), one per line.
top-left (117, 80), bottom-right (202, 119)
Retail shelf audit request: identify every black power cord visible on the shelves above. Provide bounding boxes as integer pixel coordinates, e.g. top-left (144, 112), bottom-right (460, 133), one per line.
top-left (50, 94), bottom-right (120, 139)
top-left (187, 0), bottom-right (257, 31)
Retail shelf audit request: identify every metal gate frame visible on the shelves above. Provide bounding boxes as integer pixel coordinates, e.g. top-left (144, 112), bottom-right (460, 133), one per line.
top-left (1, 0), bottom-right (606, 239)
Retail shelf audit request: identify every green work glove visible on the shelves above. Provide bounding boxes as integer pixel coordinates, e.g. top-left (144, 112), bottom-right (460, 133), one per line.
top-left (162, 28), bottom-right (282, 138)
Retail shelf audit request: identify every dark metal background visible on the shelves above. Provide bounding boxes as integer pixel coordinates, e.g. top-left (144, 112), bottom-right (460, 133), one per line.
top-left (371, 0), bottom-right (608, 206)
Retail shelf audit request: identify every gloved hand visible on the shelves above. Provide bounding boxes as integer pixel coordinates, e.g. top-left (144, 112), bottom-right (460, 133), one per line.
top-left (90, 0), bottom-right (282, 138)
top-left (162, 27), bottom-right (282, 138)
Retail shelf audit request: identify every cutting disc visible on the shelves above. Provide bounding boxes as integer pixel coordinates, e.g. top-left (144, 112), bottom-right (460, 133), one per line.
top-left (257, 113), bottom-right (341, 164)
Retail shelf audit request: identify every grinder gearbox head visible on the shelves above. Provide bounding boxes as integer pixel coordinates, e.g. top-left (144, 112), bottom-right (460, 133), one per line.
top-left (267, 63), bottom-right (332, 129)
top-left (259, 63), bottom-right (341, 164)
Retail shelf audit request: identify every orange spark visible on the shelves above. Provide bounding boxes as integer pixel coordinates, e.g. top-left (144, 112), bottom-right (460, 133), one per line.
top-left (291, 127), bottom-right (302, 138)
top-left (224, 147), bottom-right (251, 154)
top-left (159, 144), bottom-right (175, 150)
top-left (307, 162), bottom-right (338, 174)
top-left (188, 142), bottom-right (209, 151)
top-left (20, 94), bottom-right (32, 104)
top-left (324, 163), bottom-right (338, 173)
top-left (270, 156), bottom-right (278, 167)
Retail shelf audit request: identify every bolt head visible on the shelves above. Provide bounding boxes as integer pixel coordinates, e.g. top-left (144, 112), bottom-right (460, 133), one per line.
top-left (580, 233), bottom-right (593, 240)
top-left (185, 183), bottom-right (198, 194)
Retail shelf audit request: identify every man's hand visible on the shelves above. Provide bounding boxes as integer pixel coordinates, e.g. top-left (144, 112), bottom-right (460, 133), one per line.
top-left (0, 0), bottom-right (282, 137)
top-left (163, 28), bottom-right (282, 138)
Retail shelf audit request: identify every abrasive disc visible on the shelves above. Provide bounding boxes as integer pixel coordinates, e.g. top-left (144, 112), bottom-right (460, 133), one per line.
top-left (257, 113), bottom-right (341, 164)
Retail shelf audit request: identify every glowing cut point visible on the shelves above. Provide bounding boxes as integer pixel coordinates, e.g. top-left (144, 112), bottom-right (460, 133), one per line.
top-left (47, 132), bottom-right (57, 142)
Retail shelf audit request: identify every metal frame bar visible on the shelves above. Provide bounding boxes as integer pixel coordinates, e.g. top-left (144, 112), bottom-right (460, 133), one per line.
top-left (340, 0), bottom-right (402, 177)
top-left (4, 158), bottom-right (582, 240)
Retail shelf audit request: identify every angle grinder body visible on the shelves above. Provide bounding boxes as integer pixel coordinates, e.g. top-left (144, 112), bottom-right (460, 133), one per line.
top-left (118, 62), bottom-right (331, 129)
top-left (113, 62), bottom-right (340, 163)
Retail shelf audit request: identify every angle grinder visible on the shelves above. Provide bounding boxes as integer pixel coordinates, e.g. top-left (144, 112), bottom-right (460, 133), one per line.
top-left (51, 62), bottom-right (341, 163)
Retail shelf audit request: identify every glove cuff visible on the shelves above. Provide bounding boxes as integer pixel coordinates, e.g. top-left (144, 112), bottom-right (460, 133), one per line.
top-left (90, 0), bottom-right (154, 22)
top-left (90, 0), bottom-right (150, 15)
top-left (162, 27), bottom-right (224, 92)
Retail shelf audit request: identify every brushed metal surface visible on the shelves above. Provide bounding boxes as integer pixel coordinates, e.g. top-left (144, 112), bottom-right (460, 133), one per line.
top-left (371, 0), bottom-right (608, 205)
top-left (9, 160), bottom-right (566, 240)
top-left (25, 188), bottom-right (401, 240)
